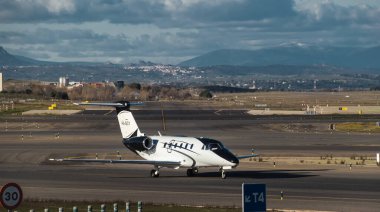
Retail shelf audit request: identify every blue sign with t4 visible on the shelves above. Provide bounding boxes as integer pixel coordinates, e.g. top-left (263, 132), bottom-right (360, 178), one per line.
top-left (242, 183), bottom-right (266, 212)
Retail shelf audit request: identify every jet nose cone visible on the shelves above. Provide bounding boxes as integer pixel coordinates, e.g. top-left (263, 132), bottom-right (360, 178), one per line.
top-left (231, 155), bottom-right (239, 167)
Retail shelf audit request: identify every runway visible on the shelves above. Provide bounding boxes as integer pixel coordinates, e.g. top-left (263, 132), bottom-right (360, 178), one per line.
top-left (1, 109), bottom-right (380, 211)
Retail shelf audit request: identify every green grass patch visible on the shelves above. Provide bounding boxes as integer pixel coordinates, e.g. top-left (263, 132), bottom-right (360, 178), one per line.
top-left (15, 199), bottom-right (240, 212)
top-left (0, 101), bottom-right (82, 116)
top-left (335, 122), bottom-right (380, 133)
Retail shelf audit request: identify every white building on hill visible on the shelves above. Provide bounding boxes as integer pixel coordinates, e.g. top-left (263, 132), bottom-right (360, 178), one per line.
top-left (59, 76), bottom-right (69, 87)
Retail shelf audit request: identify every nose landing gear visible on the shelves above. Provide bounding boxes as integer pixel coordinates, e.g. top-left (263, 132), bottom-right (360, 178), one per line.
top-left (219, 167), bottom-right (227, 179)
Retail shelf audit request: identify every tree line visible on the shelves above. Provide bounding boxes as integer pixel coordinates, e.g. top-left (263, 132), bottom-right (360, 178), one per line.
top-left (1, 81), bottom-right (213, 101)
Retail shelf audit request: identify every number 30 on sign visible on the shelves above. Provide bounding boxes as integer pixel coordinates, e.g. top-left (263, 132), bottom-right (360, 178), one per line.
top-left (0, 183), bottom-right (23, 210)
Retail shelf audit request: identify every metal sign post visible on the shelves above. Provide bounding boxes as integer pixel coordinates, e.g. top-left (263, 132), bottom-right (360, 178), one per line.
top-left (242, 183), bottom-right (266, 212)
top-left (0, 183), bottom-right (23, 211)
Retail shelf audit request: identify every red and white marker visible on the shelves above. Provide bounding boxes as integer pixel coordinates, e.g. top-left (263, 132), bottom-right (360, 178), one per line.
top-left (0, 183), bottom-right (23, 210)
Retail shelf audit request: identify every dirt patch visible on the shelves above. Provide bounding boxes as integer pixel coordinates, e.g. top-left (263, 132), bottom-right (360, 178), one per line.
top-left (260, 123), bottom-right (322, 133)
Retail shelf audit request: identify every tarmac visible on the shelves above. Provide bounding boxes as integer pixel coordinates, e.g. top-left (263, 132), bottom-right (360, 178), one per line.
top-left (1, 109), bottom-right (380, 211)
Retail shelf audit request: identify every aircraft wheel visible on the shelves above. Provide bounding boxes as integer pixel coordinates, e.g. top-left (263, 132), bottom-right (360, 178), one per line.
top-left (193, 167), bottom-right (199, 174)
top-left (151, 169), bottom-right (159, 178)
top-left (187, 168), bottom-right (199, 177)
top-left (186, 169), bottom-right (194, 177)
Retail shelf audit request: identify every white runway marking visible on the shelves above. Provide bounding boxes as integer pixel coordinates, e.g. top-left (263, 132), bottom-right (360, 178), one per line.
top-left (104, 110), bottom-right (113, 115)
top-left (214, 110), bottom-right (222, 116)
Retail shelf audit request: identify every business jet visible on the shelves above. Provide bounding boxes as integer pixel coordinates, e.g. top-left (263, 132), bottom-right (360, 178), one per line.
top-left (51, 101), bottom-right (257, 179)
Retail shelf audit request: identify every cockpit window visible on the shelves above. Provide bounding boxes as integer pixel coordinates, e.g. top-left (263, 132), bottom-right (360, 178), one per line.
top-left (198, 137), bottom-right (224, 150)
top-left (208, 143), bottom-right (222, 151)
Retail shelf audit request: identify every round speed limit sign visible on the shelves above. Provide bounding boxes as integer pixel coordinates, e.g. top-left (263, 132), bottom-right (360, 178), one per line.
top-left (0, 183), bottom-right (23, 210)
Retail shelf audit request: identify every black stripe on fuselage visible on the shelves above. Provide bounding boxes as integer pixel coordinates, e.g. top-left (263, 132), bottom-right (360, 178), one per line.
top-left (171, 149), bottom-right (196, 167)
top-left (163, 140), bottom-right (199, 155)
top-left (197, 137), bottom-right (239, 165)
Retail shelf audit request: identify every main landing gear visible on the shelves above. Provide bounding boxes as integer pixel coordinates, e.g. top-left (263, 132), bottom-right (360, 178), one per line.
top-left (150, 168), bottom-right (160, 178)
top-left (186, 168), bottom-right (199, 177)
top-left (150, 167), bottom-right (227, 179)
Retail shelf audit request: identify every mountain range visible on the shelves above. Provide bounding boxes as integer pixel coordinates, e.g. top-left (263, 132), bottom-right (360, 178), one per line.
top-left (178, 45), bottom-right (380, 69)
top-left (1, 45), bottom-right (380, 72)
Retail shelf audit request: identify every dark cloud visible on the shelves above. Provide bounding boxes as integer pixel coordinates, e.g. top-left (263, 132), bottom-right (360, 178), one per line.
top-left (1, 0), bottom-right (380, 63)
top-left (292, 3), bottom-right (380, 32)
top-left (2, 0), bottom-right (379, 29)
top-left (0, 0), bottom-right (74, 23)
top-left (0, 0), bottom-right (169, 24)
top-left (181, 0), bottom-right (296, 23)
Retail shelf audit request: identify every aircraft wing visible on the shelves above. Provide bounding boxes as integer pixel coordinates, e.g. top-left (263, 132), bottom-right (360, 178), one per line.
top-left (50, 158), bottom-right (181, 166)
top-left (73, 102), bottom-right (144, 107)
top-left (74, 102), bottom-right (124, 107)
top-left (237, 154), bottom-right (259, 160)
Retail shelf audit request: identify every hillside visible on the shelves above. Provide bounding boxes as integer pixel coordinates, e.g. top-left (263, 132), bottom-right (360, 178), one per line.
top-left (1, 47), bottom-right (32, 65)
top-left (0, 46), bottom-right (46, 66)
top-left (178, 45), bottom-right (380, 69)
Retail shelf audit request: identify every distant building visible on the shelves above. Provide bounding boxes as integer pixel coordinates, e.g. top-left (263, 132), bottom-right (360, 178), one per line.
top-left (87, 82), bottom-right (106, 88)
top-left (59, 76), bottom-right (69, 87)
top-left (249, 80), bottom-right (256, 90)
top-left (0, 72), bottom-right (3, 92)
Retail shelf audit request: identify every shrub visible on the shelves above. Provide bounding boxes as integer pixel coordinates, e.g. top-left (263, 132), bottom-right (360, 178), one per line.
top-left (25, 89), bottom-right (33, 94)
top-left (199, 90), bottom-right (213, 98)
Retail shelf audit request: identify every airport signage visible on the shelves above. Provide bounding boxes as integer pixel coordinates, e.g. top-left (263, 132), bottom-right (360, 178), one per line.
top-left (0, 183), bottom-right (23, 210)
top-left (242, 183), bottom-right (266, 212)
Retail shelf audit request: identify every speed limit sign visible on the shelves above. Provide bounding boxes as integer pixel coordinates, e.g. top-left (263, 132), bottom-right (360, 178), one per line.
top-left (0, 183), bottom-right (23, 210)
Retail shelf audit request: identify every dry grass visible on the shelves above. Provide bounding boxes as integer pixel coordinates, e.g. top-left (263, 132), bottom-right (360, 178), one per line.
top-left (244, 156), bottom-right (378, 167)
top-left (214, 91), bottom-right (380, 109)
top-left (335, 122), bottom-right (380, 133)
top-left (0, 100), bottom-right (81, 115)
top-left (2, 91), bottom-right (380, 113)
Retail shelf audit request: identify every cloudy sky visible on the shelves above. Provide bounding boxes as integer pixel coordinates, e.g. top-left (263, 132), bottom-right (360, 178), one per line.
top-left (1, 0), bottom-right (379, 64)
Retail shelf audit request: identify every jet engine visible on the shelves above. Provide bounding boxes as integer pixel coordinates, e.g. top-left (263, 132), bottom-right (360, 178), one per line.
top-left (123, 136), bottom-right (154, 151)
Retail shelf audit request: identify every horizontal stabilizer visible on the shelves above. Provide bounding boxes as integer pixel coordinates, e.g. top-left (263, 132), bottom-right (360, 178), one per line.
top-left (237, 154), bottom-right (259, 160)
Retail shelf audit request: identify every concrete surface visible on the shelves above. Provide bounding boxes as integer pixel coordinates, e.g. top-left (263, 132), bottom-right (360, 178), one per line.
top-left (0, 110), bottom-right (380, 211)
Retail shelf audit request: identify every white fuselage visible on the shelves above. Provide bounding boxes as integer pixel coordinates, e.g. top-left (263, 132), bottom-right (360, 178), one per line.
top-left (133, 136), bottom-right (238, 169)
